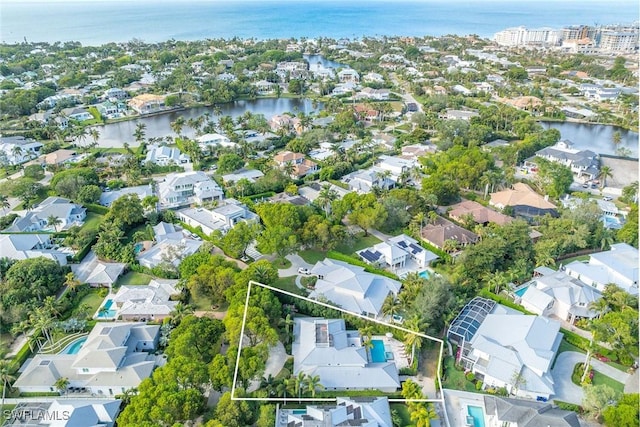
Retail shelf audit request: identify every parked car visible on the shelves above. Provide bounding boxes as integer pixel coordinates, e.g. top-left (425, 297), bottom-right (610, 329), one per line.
top-left (603, 196), bottom-right (613, 201)
top-left (298, 267), bottom-right (310, 275)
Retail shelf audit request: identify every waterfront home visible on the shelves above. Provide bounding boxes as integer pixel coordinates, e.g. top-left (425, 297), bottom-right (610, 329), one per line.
top-left (196, 133), bottom-right (236, 150)
top-left (157, 171), bottom-right (224, 208)
top-left (483, 396), bottom-right (581, 427)
top-left (96, 100), bottom-right (127, 119)
top-left (273, 150), bottom-right (318, 178)
top-left (0, 135), bottom-right (43, 165)
top-left (564, 243), bottom-right (638, 295)
top-left (110, 279), bottom-right (180, 321)
top-left (99, 184), bottom-right (154, 207)
top-left (355, 87), bottom-right (390, 100)
top-left (14, 322), bottom-right (159, 396)
top-left (44, 148), bottom-right (77, 166)
top-left (0, 233), bottom-right (69, 265)
top-left (177, 198), bottom-right (258, 235)
top-left (4, 197), bottom-right (86, 232)
top-left (253, 79), bottom-right (277, 95)
top-left (357, 233), bottom-right (438, 275)
top-left (517, 267), bottom-right (602, 324)
top-left (292, 317), bottom-right (400, 392)
top-left (143, 144), bottom-right (190, 167)
top-left (448, 297), bottom-right (561, 400)
top-left (529, 140), bottom-right (600, 181)
top-left (137, 222), bottom-right (202, 269)
top-left (490, 183), bottom-right (558, 219)
top-left (448, 200), bottom-right (513, 226)
top-left (128, 94), bottom-right (166, 114)
top-left (579, 83), bottom-right (621, 101)
top-left (420, 215), bottom-right (479, 251)
top-left (309, 259), bottom-right (402, 319)
top-left (3, 400), bottom-right (122, 427)
top-left (104, 87), bottom-right (128, 100)
top-left (276, 396), bottom-right (393, 427)
top-left (337, 68), bottom-right (360, 83)
top-left (401, 143), bottom-right (436, 159)
top-left (61, 107), bottom-right (93, 122)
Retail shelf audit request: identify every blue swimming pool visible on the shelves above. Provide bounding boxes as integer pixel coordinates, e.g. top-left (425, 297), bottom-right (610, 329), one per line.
top-left (602, 215), bottom-right (623, 230)
top-left (292, 409), bottom-right (306, 415)
top-left (419, 270), bottom-right (431, 279)
top-left (59, 337), bottom-right (87, 355)
top-left (97, 299), bottom-right (117, 319)
top-left (514, 286), bottom-right (529, 297)
top-left (370, 339), bottom-right (386, 363)
top-left (134, 242), bottom-right (144, 254)
top-left (467, 405), bottom-right (486, 427)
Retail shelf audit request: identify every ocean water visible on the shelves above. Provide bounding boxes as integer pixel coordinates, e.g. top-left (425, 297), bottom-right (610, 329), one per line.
top-left (1, 0), bottom-right (638, 45)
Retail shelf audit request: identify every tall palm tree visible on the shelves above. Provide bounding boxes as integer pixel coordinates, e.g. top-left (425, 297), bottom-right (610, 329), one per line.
top-left (89, 128), bottom-right (100, 149)
top-left (598, 166), bottom-right (613, 189)
top-left (316, 184), bottom-right (338, 218)
top-left (64, 272), bottom-right (82, 293)
top-left (46, 215), bottom-right (63, 232)
top-left (133, 122), bottom-right (146, 144)
top-left (382, 294), bottom-right (401, 319)
top-left (403, 315), bottom-right (426, 367)
top-left (170, 116), bottom-right (186, 140)
top-left (294, 372), bottom-right (307, 401)
top-left (0, 361), bottom-right (16, 413)
top-left (11, 145), bottom-right (24, 164)
top-left (306, 374), bottom-right (323, 398)
top-left (283, 161), bottom-right (296, 178)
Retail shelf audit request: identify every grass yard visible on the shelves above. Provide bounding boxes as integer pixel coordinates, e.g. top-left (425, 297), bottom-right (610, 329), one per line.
top-left (334, 233), bottom-right (381, 255)
top-left (390, 404), bottom-right (413, 427)
top-left (555, 254), bottom-right (590, 267)
top-left (273, 276), bottom-right (306, 296)
top-left (557, 339), bottom-right (585, 355)
top-left (81, 212), bottom-right (104, 233)
top-left (442, 356), bottom-right (478, 392)
top-left (71, 289), bottom-right (105, 318)
top-left (115, 271), bottom-right (152, 286)
top-left (592, 370), bottom-right (625, 394)
top-left (298, 249), bottom-right (327, 264)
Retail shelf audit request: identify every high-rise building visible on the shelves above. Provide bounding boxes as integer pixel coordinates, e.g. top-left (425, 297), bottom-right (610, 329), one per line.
top-left (599, 30), bottom-right (639, 52)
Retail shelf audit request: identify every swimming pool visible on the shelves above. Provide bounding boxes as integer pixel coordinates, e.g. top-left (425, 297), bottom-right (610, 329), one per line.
top-left (467, 405), bottom-right (486, 427)
top-left (419, 270), bottom-right (431, 279)
top-left (370, 339), bottom-right (386, 363)
top-left (514, 286), bottom-right (529, 297)
top-left (291, 410), bottom-right (306, 415)
top-left (59, 337), bottom-right (87, 355)
top-left (97, 299), bottom-right (118, 319)
top-left (602, 215), bottom-right (623, 230)
top-left (134, 242), bottom-right (144, 254)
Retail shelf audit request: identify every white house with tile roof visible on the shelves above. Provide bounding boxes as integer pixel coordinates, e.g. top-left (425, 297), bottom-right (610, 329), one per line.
top-left (292, 318), bottom-right (400, 392)
top-left (14, 322), bottom-right (159, 396)
top-left (309, 259), bottom-right (401, 318)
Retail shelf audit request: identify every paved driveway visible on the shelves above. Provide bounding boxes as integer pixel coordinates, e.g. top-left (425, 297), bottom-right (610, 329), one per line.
top-left (551, 351), bottom-right (630, 405)
top-left (551, 352), bottom-right (586, 404)
top-left (278, 253), bottom-right (313, 277)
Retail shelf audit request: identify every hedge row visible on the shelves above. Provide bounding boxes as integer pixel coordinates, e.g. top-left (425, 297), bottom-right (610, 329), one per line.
top-left (85, 203), bottom-right (109, 215)
top-left (326, 251), bottom-right (399, 280)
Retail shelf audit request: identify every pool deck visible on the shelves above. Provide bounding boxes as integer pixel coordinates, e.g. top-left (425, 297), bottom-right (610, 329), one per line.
top-left (443, 389), bottom-right (487, 427)
top-left (371, 335), bottom-right (410, 369)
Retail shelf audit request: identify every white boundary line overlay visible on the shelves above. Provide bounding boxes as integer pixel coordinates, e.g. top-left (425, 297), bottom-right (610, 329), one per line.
top-left (230, 280), bottom-right (445, 404)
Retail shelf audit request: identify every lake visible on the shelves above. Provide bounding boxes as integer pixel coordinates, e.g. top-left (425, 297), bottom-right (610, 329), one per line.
top-left (303, 54), bottom-right (347, 70)
top-left (540, 121), bottom-right (639, 158)
top-left (92, 98), bottom-right (320, 147)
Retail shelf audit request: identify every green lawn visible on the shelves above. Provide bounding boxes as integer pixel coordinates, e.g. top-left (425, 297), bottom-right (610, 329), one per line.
top-left (0, 405), bottom-right (16, 423)
top-left (298, 249), bottom-right (327, 264)
top-left (555, 254), bottom-right (589, 267)
top-left (81, 212), bottom-right (104, 233)
top-left (115, 271), bottom-right (152, 286)
top-left (273, 276), bottom-right (306, 296)
top-left (442, 356), bottom-right (478, 392)
top-left (592, 370), bottom-right (625, 394)
top-left (557, 339), bottom-right (586, 355)
top-left (334, 233), bottom-right (382, 255)
top-left (390, 404), bottom-right (413, 427)
top-left (70, 289), bottom-right (105, 318)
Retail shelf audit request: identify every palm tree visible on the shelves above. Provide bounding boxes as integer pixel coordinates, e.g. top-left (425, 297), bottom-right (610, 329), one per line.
top-left (611, 130), bottom-right (622, 146)
top-left (442, 239), bottom-right (459, 254)
top-left (306, 374), bottom-right (323, 398)
top-left (382, 294), bottom-right (401, 319)
top-left (170, 116), bottom-right (186, 140)
top-left (283, 161), bottom-right (296, 178)
top-left (589, 297), bottom-right (609, 319)
top-left (316, 184), bottom-right (338, 218)
top-left (133, 122), bottom-right (146, 144)
top-left (598, 166), bottom-right (613, 189)
top-left (294, 372), bottom-right (307, 401)
top-left (0, 360), bottom-right (16, 413)
top-left (409, 212), bottom-right (426, 238)
top-left (410, 403), bottom-right (438, 427)
top-left (46, 215), bottom-right (63, 232)
top-left (170, 302), bottom-right (193, 325)
top-left (64, 272), bottom-right (82, 294)
top-left (11, 145), bottom-right (24, 164)
top-left (54, 377), bottom-right (70, 396)
top-left (89, 128), bottom-right (100, 149)
top-left (0, 194), bottom-right (10, 215)
top-left (403, 315), bottom-right (426, 367)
